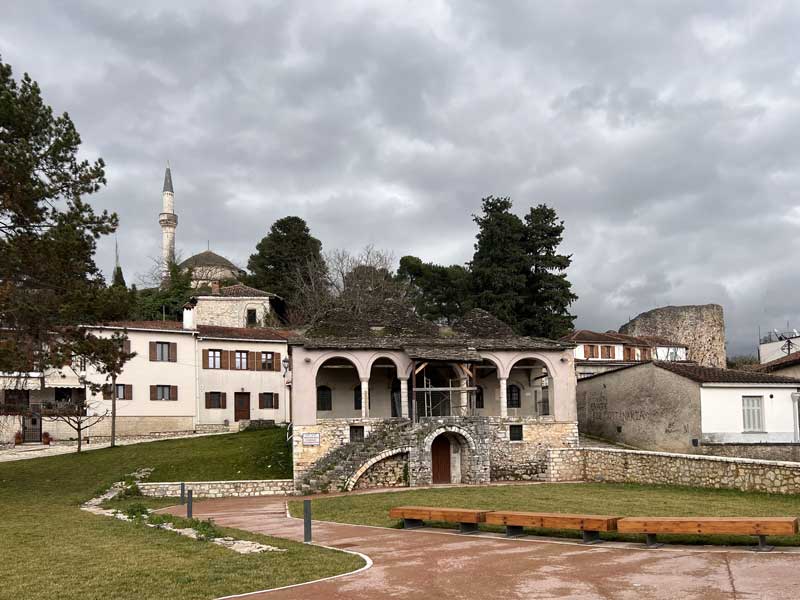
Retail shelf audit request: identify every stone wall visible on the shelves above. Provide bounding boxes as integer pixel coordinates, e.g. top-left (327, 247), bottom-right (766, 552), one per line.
top-left (194, 296), bottom-right (270, 328)
top-left (139, 479), bottom-right (295, 498)
top-left (354, 453), bottom-right (409, 489)
top-left (619, 304), bottom-right (726, 368)
top-left (0, 415), bottom-right (197, 443)
top-left (292, 419), bottom-right (378, 486)
top-left (488, 418), bottom-right (579, 481)
top-left (546, 447), bottom-right (800, 495)
top-left (698, 443), bottom-right (800, 463)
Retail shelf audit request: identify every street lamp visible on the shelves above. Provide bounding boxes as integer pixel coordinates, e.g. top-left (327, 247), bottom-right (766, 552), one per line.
top-left (282, 356), bottom-right (290, 377)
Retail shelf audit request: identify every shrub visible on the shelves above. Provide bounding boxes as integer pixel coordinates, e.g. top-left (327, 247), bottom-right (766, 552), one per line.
top-left (192, 519), bottom-right (220, 541)
top-left (124, 503), bottom-right (150, 521)
top-left (147, 514), bottom-right (169, 527)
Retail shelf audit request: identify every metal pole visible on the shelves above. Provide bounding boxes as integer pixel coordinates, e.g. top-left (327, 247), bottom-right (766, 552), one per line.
top-left (187, 490), bottom-right (193, 519)
top-left (180, 482), bottom-right (185, 505)
top-left (303, 499), bottom-right (312, 543)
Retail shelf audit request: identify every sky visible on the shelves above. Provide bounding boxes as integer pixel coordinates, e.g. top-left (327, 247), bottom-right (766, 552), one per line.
top-left (3, 1), bottom-right (800, 356)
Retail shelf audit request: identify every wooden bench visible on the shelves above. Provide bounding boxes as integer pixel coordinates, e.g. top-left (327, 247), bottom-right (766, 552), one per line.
top-left (486, 511), bottom-right (620, 544)
top-left (617, 517), bottom-right (799, 551)
top-left (389, 506), bottom-right (490, 534)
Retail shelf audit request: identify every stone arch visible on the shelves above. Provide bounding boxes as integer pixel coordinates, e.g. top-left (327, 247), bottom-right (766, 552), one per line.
top-left (365, 351), bottom-right (410, 376)
top-left (499, 352), bottom-right (558, 380)
top-left (422, 424), bottom-right (478, 453)
top-left (345, 446), bottom-right (413, 491)
top-left (311, 351), bottom-right (368, 380)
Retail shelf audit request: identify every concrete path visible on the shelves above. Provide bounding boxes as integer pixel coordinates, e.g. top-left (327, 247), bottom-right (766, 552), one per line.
top-left (166, 496), bottom-right (800, 599)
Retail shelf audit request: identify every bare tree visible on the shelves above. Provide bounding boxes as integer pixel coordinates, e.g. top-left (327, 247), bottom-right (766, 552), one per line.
top-left (46, 402), bottom-right (107, 454)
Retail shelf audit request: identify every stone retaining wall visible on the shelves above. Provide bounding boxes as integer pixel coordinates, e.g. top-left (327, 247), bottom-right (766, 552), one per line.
top-left (546, 447), bottom-right (800, 495)
top-left (488, 418), bottom-right (578, 481)
top-left (138, 479), bottom-right (295, 498)
top-left (698, 443), bottom-right (800, 463)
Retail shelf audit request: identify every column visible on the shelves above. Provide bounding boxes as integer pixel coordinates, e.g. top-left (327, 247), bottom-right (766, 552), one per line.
top-left (399, 377), bottom-right (409, 419)
top-left (360, 377), bottom-right (370, 420)
top-left (499, 377), bottom-right (508, 418)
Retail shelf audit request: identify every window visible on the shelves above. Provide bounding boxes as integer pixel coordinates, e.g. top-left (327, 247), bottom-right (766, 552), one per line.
top-left (155, 385), bottom-right (173, 401)
top-left (584, 344), bottom-right (598, 359)
top-left (509, 424), bottom-right (523, 441)
top-left (208, 392), bottom-right (222, 409)
top-left (234, 350), bottom-right (248, 370)
top-left (155, 342), bottom-right (170, 362)
top-left (247, 309), bottom-right (257, 326)
top-left (259, 392), bottom-right (278, 409)
top-left (354, 384), bottom-right (362, 410)
top-left (261, 352), bottom-right (274, 371)
top-left (115, 384), bottom-right (125, 400)
top-left (55, 388), bottom-right (73, 403)
top-left (507, 384), bottom-right (521, 409)
top-left (601, 345), bottom-right (615, 359)
top-left (350, 425), bottom-right (365, 443)
top-left (317, 386), bottom-right (332, 411)
top-left (641, 348), bottom-right (652, 361)
top-left (742, 396), bottom-right (764, 432)
top-left (475, 386), bottom-right (484, 409)
top-left (208, 350), bottom-right (222, 369)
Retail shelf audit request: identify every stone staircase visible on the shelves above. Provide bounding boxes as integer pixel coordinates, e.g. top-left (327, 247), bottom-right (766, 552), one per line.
top-left (298, 418), bottom-right (475, 494)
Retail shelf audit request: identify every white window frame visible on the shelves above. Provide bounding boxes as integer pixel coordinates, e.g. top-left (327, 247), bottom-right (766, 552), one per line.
top-left (155, 342), bottom-right (170, 362)
top-left (742, 396), bottom-right (765, 432)
top-left (115, 384), bottom-right (126, 400)
top-left (234, 351), bottom-right (248, 370)
top-left (261, 351), bottom-right (273, 370)
top-left (156, 385), bottom-right (172, 401)
top-left (208, 350), bottom-right (222, 369)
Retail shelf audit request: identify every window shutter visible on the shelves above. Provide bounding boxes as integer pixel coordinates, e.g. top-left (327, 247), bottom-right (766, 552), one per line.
top-left (248, 351), bottom-right (256, 371)
top-left (150, 385), bottom-right (157, 400)
top-left (125, 384), bottom-right (133, 400)
top-left (255, 352), bottom-right (262, 371)
top-left (205, 392), bottom-right (211, 409)
top-left (221, 350), bottom-right (230, 370)
top-left (202, 349), bottom-right (209, 369)
top-left (273, 352), bottom-right (281, 371)
top-left (274, 393), bottom-right (279, 410)
top-left (170, 385), bottom-right (178, 401)
top-left (259, 392), bottom-right (266, 409)
top-left (102, 385), bottom-right (112, 400)
top-left (122, 340), bottom-right (131, 354)
top-left (608, 346), bottom-right (615, 360)
top-left (149, 342), bottom-right (157, 361)
top-left (220, 392), bottom-right (227, 409)
top-left (169, 342), bottom-right (177, 362)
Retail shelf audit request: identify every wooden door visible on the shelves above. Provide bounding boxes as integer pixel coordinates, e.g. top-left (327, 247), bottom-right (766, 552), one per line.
top-left (431, 435), bottom-right (451, 484)
top-left (234, 392), bottom-right (250, 421)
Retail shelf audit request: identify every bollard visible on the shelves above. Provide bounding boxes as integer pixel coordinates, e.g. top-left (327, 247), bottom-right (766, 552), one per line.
top-left (303, 499), bottom-right (312, 543)
top-left (187, 489), bottom-right (193, 519)
top-left (180, 482), bottom-right (185, 505)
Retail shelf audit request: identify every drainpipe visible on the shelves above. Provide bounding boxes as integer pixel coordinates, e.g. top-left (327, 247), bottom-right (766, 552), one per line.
top-left (792, 392), bottom-right (800, 443)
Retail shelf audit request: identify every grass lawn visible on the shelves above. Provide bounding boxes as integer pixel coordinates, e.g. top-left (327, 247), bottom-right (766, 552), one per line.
top-left (0, 428), bottom-right (363, 600)
top-left (289, 482), bottom-right (800, 546)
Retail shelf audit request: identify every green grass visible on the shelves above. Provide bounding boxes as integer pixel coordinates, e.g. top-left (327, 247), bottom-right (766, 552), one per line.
top-left (289, 483), bottom-right (800, 546)
top-left (0, 429), bottom-right (363, 600)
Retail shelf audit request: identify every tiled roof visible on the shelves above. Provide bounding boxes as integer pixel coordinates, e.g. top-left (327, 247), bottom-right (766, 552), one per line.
top-left (96, 321), bottom-right (186, 331)
top-left (296, 335), bottom-right (570, 354)
top-left (179, 250), bottom-right (240, 271)
top-left (560, 329), bottom-right (686, 348)
top-left (216, 283), bottom-right (274, 298)
top-left (196, 325), bottom-right (287, 341)
top-left (452, 309), bottom-right (516, 338)
top-left (756, 351), bottom-right (800, 373)
top-left (655, 361), bottom-right (800, 385)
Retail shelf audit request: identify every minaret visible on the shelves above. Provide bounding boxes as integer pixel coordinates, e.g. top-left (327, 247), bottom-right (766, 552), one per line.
top-left (158, 164), bottom-right (177, 284)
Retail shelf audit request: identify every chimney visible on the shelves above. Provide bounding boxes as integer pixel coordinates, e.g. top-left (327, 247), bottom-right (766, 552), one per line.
top-left (182, 300), bottom-right (197, 330)
top-left (211, 281), bottom-right (220, 296)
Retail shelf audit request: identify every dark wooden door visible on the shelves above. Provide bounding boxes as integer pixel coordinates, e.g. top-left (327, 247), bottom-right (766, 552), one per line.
top-left (431, 435), bottom-right (451, 484)
top-left (234, 392), bottom-right (250, 421)
top-left (22, 414), bottom-right (42, 443)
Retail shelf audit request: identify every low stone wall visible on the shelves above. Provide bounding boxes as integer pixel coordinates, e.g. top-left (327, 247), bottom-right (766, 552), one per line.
top-left (138, 479), bottom-right (295, 498)
top-left (698, 443), bottom-right (800, 463)
top-left (354, 452), bottom-right (409, 490)
top-left (488, 418), bottom-right (578, 481)
top-left (546, 447), bottom-right (800, 495)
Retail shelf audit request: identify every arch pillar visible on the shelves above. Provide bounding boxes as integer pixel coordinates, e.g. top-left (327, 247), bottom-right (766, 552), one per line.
top-left (499, 377), bottom-right (508, 418)
top-left (399, 377), bottom-right (409, 418)
top-left (360, 376), bottom-right (370, 419)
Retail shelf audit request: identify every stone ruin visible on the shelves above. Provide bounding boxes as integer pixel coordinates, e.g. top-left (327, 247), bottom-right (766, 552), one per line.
top-left (619, 304), bottom-right (726, 368)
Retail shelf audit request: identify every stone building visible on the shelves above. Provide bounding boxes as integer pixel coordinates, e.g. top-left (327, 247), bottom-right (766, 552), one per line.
top-left (577, 361), bottom-right (800, 461)
top-left (619, 304), bottom-right (726, 368)
top-left (288, 306), bottom-right (579, 492)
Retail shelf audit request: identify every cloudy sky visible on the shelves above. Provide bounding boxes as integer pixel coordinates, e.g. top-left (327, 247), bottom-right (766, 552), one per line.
top-left (4, 1), bottom-right (800, 355)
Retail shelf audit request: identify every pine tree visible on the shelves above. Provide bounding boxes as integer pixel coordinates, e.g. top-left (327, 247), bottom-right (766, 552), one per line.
top-left (111, 264), bottom-right (126, 288)
top-left (469, 196), bottom-right (528, 328)
top-left (519, 204), bottom-right (577, 338)
top-left (397, 256), bottom-right (471, 324)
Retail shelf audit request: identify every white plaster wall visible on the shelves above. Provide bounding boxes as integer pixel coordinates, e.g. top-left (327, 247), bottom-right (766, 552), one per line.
top-left (473, 369), bottom-right (548, 417)
top-left (84, 329), bottom-right (196, 418)
top-left (198, 339), bottom-right (288, 424)
top-left (760, 338), bottom-right (800, 364)
top-left (194, 296), bottom-right (271, 328)
top-left (573, 344), bottom-right (624, 361)
top-left (700, 386), bottom-right (800, 443)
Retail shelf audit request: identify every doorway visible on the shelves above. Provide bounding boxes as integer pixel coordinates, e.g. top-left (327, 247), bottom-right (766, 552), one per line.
top-left (234, 392), bottom-right (250, 421)
top-left (22, 414), bottom-right (42, 443)
top-left (431, 434), bottom-right (451, 484)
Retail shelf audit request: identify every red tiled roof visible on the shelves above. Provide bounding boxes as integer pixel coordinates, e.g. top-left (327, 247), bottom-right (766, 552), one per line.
top-left (95, 321), bottom-right (186, 331)
top-left (560, 330), bottom-right (686, 348)
top-left (196, 325), bottom-right (287, 341)
top-left (216, 284), bottom-right (274, 298)
top-left (755, 351), bottom-right (800, 373)
top-left (655, 361), bottom-right (800, 385)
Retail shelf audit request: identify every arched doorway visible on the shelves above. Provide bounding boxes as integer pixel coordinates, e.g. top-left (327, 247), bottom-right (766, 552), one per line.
top-left (315, 356), bottom-right (361, 418)
top-left (507, 357), bottom-right (552, 417)
top-left (431, 434), bottom-right (451, 484)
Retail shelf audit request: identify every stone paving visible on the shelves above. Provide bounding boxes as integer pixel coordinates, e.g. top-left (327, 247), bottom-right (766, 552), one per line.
top-left (164, 495), bottom-right (800, 599)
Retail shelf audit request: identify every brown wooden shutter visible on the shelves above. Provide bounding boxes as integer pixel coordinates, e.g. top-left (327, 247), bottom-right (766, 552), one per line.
top-left (248, 351), bottom-right (256, 371)
top-left (220, 392), bottom-right (227, 408)
top-left (273, 352), bottom-right (281, 371)
top-left (205, 392), bottom-right (211, 409)
top-left (124, 384), bottom-right (133, 400)
top-left (102, 384), bottom-right (112, 400)
top-left (221, 350), bottom-right (230, 370)
top-left (169, 342), bottom-right (177, 362)
top-left (150, 385), bottom-right (157, 400)
top-left (170, 385), bottom-right (178, 400)
top-left (608, 346), bottom-right (615, 360)
top-left (255, 352), bottom-right (262, 371)
top-left (274, 393), bottom-right (279, 409)
top-left (149, 342), bottom-right (157, 361)
top-left (259, 392), bottom-right (266, 409)
top-left (202, 349), bottom-right (209, 369)
top-left (122, 340), bottom-right (131, 354)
